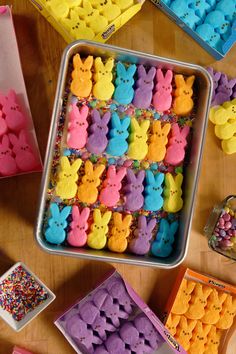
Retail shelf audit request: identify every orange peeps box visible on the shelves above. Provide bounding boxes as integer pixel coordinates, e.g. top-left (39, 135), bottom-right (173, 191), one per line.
top-left (164, 268), bottom-right (236, 354)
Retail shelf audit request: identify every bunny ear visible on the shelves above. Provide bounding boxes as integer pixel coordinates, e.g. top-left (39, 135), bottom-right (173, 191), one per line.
top-left (140, 119), bottom-right (150, 133)
top-left (157, 69), bottom-right (164, 82)
top-left (219, 292), bottom-right (228, 305)
top-left (8, 133), bottom-right (18, 146)
top-left (152, 120), bottom-right (161, 133)
top-left (84, 160), bottom-right (92, 175)
top-left (147, 66), bottom-right (156, 80)
top-left (102, 211), bottom-right (112, 225)
top-left (121, 116), bottom-right (130, 130)
top-left (117, 167), bottom-right (126, 181)
top-left (72, 205), bottom-right (80, 220)
top-left (171, 123), bottom-right (180, 136)
top-left (181, 125), bottom-right (190, 139)
top-left (80, 104), bottom-right (89, 118)
top-left (113, 212), bottom-right (122, 225)
top-left (92, 109), bottom-right (101, 123)
top-left (61, 156), bottom-right (70, 171)
top-left (2, 135), bottom-right (9, 148)
top-left (94, 164), bottom-right (105, 178)
top-left (186, 75), bottom-right (195, 88)
top-left (95, 57), bottom-right (103, 71)
top-left (93, 209), bottom-right (101, 223)
top-left (160, 219), bottom-right (169, 233)
top-left (50, 203), bottom-right (60, 219)
top-left (60, 206), bottom-right (72, 221)
top-left (111, 112), bottom-right (121, 128)
top-left (71, 158), bottom-right (82, 173)
top-left (229, 78), bottom-right (236, 88)
top-left (131, 117), bottom-right (141, 132)
top-left (116, 62), bottom-right (126, 77)
top-left (19, 130), bottom-right (27, 143)
top-left (170, 221), bottom-right (179, 235)
top-left (165, 70), bottom-right (173, 84)
top-left (73, 53), bottom-right (82, 68)
top-left (162, 123), bottom-right (171, 136)
top-left (84, 0), bottom-right (92, 12)
top-left (175, 173), bottom-right (183, 188)
top-left (146, 170), bottom-right (155, 185)
top-left (126, 168), bottom-right (136, 182)
top-left (80, 207), bottom-right (90, 222)
top-left (123, 214), bottom-right (132, 227)
top-left (102, 111), bottom-right (111, 125)
top-left (127, 64), bottom-right (136, 77)
top-left (175, 74), bottom-right (185, 88)
top-left (105, 58), bottom-right (114, 71)
top-left (137, 170), bottom-right (145, 183)
top-left (107, 165), bottom-right (116, 179)
top-left (147, 218), bottom-right (156, 233)
top-left (215, 72), bottom-right (221, 81)
top-left (203, 324), bottom-right (211, 336)
top-left (165, 173), bottom-right (175, 189)
top-left (84, 55), bottom-right (93, 69)
top-left (138, 215), bottom-right (147, 230)
top-left (155, 172), bottom-right (164, 186)
top-left (220, 73), bottom-right (228, 84)
top-left (8, 89), bottom-right (17, 102)
top-left (138, 65), bottom-right (146, 77)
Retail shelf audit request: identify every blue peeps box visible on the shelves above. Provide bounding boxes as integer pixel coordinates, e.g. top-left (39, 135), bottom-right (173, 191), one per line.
top-left (150, 0), bottom-right (236, 60)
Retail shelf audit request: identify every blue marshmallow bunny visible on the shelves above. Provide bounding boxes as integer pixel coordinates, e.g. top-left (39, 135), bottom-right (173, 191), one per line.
top-left (106, 113), bottom-right (130, 156)
top-left (196, 23), bottom-right (224, 51)
top-left (170, 0), bottom-right (201, 29)
top-left (144, 170), bottom-right (164, 212)
top-left (45, 203), bottom-right (71, 244)
top-left (205, 10), bottom-right (231, 38)
top-left (189, 0), bottom-right (211, 18)
top-left (151, 219), bottom-right (179, 258)
top-left (114, 62), bottom-right (136, 105)
top-left (216, 0), bottom-right (236, 22)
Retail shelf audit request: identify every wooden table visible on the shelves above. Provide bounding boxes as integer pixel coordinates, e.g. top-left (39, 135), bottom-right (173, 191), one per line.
top-left (0, 1), bottom-right (235, 353)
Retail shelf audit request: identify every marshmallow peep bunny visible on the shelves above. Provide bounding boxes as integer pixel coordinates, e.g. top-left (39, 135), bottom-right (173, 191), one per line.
top-left (173, 74), bottom-right (195, 116)
top-left (67, 206), bottom-right (90, 247)
top-left (67, 103), bottom-right (89, 149)
top-left (0, 135), bottom-right (18, 176)
top-left (129, 215), bottom-right (156, 256)
top-left (45, 203), bottom-right (71, 244)
top-left (133, 65), bottom-right (156, 109)
top-left (153, 69), bottom-right (173, 112)
top-left (99, 165), bottom-right (126, 207)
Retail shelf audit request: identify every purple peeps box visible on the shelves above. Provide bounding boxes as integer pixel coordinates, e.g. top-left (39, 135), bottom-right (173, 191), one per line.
top-left (55, 269), bottom-right (186, 354)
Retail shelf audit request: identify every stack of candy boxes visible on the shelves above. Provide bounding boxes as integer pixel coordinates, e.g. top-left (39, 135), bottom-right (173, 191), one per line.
top-left (152, 0), bottom-right (236, 59)
top-left (44, 52), bottom-right (196, 259)
top-left (207, 67), bottom-right (236, 155)
top-left (55, 270), bottom-right (185, 354)
top-left (164, 268), bottom-right (236, 354)
top-left (29, 0), bottom-right (144, 43)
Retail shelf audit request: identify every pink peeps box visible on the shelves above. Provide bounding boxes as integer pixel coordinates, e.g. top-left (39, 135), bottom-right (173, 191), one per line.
top-left (55, 269), bottom-right (186, 354)
top-left (12, 347), bottom-right (33, 354)
top-left (0, 5), bottom-right (42, 178)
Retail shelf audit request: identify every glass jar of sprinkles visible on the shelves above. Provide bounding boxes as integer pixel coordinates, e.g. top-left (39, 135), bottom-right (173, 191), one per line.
top-left (204, 195), bottom-right (236, 260)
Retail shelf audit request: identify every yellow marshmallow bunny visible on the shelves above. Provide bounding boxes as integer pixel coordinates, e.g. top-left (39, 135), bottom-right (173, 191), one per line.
top-left (46, 0), bottom-right (82, 19)
top-left (87, 209), bottom-right (112, 249)
top-left (93, 57), bottom-right (115, 100)
top-left (163, 173), bottom-right (183, 213)
top-left (77, 0), bottom-right (108, 34)
top-left (127, 118), bottom-right (150, 160)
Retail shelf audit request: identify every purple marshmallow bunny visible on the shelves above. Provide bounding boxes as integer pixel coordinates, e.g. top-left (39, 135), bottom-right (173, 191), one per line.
top-left (94, 346), bottom-right (109, 354)
top-left (105, 333), bottom-right (131, 354)
top-left (106, 278), bottom-right (134, 314)
top-left (129, 216), bottom-right (156, 256)
top-left (214, 74), bottom-right (236, 106)
top-left (124, 169), bottom-right (145, 212)
top-left (132, 65), bottom-right (156, 109)
top-left (119, 322), bottom-right (153, 354)
top-left (134, 313), bottom-right (162, 349)
top-left (79, 301), bottom-right (116, 340)
top-left (86, 109), bottom-right (111, 154)
top-left (206, 67), bottom-right (222, 103)
top-left (65, 314), bottom-right (102, 353)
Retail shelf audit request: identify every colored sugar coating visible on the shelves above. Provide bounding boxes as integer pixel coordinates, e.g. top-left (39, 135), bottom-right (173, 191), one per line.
top-left (44, 53), bottom-right (197, 259)
top-left (0, 265), bottom-right (48, 321)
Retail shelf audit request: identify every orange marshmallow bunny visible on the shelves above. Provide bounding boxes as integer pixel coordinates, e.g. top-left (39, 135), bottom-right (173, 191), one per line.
top-left (216, 295), bottom-right (236, 330)
top-left (185, 283), bottom-right (212, 320)
top-left (202, 290), bottom-right (227, 325)
top-left (173, 75), bottom-right (195, 116)
top-left (107, 212), bottom-right (132, 253)
top-left (188, 321), bottom-right (211, 354)
top-left (175, 316), bottom-right (197, 351)
top-left (171, 279), bottom-right (196, 315)
top-left (165, 313), bottom-right (181, 336)
top-left (204, 326), bottom-right (222, 354)
top-left (77, 160), bottom-right (105, 204)
top-left (147, 121), bottom-right (171, 162)
top-left (71, 53), bottom-right (93, 97)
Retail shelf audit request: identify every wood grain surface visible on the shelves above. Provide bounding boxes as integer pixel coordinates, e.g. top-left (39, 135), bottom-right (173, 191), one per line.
top-left (0, 1), bottom-right (235, 353)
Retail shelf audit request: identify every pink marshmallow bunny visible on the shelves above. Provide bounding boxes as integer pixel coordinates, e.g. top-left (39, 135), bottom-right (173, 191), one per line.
top-left (133, 65), bottom-right (156, 109)
top-left (67, 206), bottom-right (90, 247)
top-left (0, 135), bottom-right (18, 176)
top-left (0, 90), bottom-right (26, 132)
top-left (67, 103), bottom-right (89, 149)
top-left (8, 130), bottom-right (37, 171)
top-left (99, 165), bottom-right (126, 207)
top-left (164, 123), bottom-right (190, 165)
top-left (153, 69), bottom-right (173, 112)
top-left (0, 109), bottom-right (7, 136)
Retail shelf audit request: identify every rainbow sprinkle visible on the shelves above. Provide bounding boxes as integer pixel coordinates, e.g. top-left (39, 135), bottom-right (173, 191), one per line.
top-left (0, 265), bottom-right (48, 321)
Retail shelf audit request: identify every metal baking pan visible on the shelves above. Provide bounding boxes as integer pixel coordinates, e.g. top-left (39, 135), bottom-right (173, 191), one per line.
top-left (35, 40), bottom-right (212, 268)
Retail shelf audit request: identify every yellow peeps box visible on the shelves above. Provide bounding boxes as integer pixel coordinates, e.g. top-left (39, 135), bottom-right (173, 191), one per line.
top-left (29, 0), bottom-right (145, 43)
